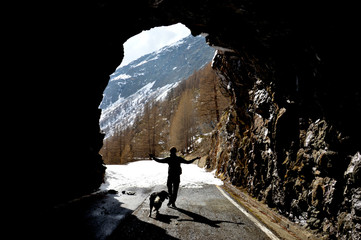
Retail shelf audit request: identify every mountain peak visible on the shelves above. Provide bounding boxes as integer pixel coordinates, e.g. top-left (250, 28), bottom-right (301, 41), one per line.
top-left (99, 35), bottom-right (215, 136)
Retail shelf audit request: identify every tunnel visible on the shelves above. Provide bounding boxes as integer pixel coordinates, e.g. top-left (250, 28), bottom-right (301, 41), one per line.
top-left (34, 1), bottom-right (360, 238)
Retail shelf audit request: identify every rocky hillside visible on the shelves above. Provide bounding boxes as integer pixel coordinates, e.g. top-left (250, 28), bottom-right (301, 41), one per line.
top-left (99, 35), bottom-right (215, 137)
top-left (207, 49), bottom-right (360, 239)
top-left (100, 63), bottom-right (230, 164)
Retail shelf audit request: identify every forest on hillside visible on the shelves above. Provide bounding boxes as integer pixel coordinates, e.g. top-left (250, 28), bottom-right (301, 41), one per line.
top-left (100, 63), bottom-right (231, 164)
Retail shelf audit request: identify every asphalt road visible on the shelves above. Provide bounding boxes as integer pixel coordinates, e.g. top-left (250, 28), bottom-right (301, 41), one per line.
top-left (48, 184), bottom-right (279, 240)
top-left (107, 185), bottom-right (274, 240)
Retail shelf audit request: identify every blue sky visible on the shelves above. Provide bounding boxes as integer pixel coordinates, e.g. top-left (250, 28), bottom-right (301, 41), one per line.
top-left (119, 23), bottom-right (191, 67)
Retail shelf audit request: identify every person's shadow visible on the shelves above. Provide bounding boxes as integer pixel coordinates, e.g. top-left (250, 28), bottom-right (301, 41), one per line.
top-left (176, 208), bottom-right (244, 228)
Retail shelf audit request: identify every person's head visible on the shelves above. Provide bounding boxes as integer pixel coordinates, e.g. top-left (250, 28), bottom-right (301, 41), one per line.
top-left (169, 147), bottom-right (177, 156)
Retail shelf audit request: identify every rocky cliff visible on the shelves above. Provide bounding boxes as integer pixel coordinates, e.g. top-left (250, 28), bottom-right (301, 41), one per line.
top-left (208, 42), bottom-right (360, 239)
top-left (35, 1), bottom-right (360, 238)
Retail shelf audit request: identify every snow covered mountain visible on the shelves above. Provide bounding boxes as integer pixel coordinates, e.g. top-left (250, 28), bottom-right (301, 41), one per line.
top-left (99, 35), bottom-right (215, 137)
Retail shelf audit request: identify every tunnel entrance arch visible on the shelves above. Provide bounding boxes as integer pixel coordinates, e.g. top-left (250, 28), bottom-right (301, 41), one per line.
top-left (44, 5), bottom-right (360, 239)
top-left (98, 23), bottom-right (232, 164)
top-left (46, 1), bottom-right (249, 206)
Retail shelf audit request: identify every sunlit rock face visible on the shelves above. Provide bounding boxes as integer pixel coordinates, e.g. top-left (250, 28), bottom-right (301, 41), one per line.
top-left (44, 1), bottom-right (360, 237)
top-left (202, 2), bottom-right (360, 238)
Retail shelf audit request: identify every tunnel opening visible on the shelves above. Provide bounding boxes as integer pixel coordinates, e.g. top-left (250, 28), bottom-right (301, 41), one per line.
top-left (98, 23), bottom-right (231, 164)
top-left (43, 2), bottom-right (360, 238)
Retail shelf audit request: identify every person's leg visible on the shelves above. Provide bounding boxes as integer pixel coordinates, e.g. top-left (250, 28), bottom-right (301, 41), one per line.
top-left (167, 176), bottom-right (173, 206)
top-left (171, 176), bottom-right (180, 207)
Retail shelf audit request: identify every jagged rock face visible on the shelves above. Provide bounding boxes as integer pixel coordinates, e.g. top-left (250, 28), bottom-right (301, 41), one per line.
top-left (43, 1), bottom-right (360, 237)
top-left (208, 36), bottom-right (360, 239)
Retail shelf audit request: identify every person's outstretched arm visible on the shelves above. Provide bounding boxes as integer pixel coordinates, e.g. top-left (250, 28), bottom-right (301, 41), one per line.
top-left (149, 154), bottom-right (169, 163)
top-left (180, 156), bottom-right (201, 164)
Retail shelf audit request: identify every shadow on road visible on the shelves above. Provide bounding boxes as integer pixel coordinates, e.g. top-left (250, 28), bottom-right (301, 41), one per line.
top-left (108, 214), bottom-right (179, 240)
top-left (48, 191), bottom-right (178, 240)
top-left (49, 192), bottom-right (135, 240)
top-left (176, 207), bottom-right (244, 228)
top-left (151, 213), bottom-right (179, 224)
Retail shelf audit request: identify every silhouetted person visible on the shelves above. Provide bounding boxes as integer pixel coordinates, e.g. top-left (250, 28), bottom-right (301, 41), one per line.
top-left (150, 147), bottom-right (200, 208)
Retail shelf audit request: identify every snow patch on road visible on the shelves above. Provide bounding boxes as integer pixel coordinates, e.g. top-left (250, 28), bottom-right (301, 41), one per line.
top-left (75, 160), bottom-right (222, 240)
top-left (100, 160), bottom-right (223, 192)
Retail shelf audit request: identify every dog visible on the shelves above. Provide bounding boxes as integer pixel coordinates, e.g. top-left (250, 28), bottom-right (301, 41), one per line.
top-left (149, 190), bottom-right (169, 217)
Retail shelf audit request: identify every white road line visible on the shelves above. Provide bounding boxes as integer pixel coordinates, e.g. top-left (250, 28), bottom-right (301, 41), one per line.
top-left (216, 185), bottom-right (280, 240)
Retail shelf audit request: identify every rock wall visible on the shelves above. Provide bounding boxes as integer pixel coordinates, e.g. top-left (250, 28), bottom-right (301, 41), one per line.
top-left (208, 46), bottom-right (360, 238)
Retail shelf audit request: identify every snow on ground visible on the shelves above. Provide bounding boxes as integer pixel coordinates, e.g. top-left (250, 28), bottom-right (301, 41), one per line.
top-left (100, 160), bottom-right (223, 192)
top-left (87, 160), bottom-right (222, 240)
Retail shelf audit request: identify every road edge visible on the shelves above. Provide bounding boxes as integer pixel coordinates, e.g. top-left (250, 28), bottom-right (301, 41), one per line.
top-left (216, 185), bottom-right (280, 240)
top-left (218, 183), bottom-right (322, 240)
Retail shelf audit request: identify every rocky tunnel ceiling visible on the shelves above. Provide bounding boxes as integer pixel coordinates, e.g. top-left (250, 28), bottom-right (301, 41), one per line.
top-left (42, 3), bottom-right (360, 236)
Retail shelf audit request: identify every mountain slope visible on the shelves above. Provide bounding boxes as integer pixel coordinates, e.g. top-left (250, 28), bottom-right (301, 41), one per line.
top-left (99, 35), bottom-right (215, 136)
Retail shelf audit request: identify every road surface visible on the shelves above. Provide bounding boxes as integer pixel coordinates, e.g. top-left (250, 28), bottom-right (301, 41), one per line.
top-left (108, 185), bottom-right (275, 240)
top-left (50, 184), bottom-right (278, 240)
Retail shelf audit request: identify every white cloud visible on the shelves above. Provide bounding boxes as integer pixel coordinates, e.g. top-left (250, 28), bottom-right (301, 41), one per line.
top-left (119, 23), bottom-right (191, 68)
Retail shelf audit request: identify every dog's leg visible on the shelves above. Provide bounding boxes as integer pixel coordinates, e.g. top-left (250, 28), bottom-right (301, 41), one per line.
top-left (149, 203), bottom-right (153, 217)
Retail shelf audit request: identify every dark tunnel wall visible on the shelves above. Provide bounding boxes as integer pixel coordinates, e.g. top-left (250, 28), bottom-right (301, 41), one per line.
top-left (30, 1), bottom-right (360, 237)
